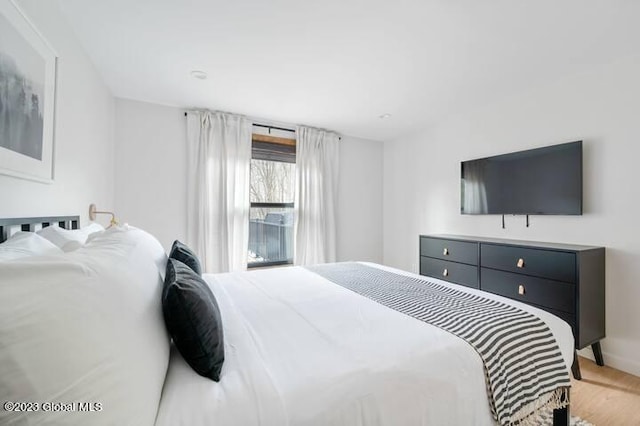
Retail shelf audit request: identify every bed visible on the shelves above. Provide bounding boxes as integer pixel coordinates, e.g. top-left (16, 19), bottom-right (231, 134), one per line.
top-left (0, 216), bottom-right (573, 426)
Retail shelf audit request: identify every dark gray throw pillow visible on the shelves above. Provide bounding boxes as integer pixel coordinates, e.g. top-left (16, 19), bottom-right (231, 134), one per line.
top-left (162, 258), bottom-right (224, 381)
top-left (169, 240), bottom-right (202, 275)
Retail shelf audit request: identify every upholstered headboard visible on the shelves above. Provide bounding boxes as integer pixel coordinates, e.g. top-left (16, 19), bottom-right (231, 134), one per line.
top-left (0, 216), bottom-right (80, 243)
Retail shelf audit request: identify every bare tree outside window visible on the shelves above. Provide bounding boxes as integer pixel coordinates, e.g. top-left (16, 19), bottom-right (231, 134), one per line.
top-left (250, 159), bottom-right (294, 218)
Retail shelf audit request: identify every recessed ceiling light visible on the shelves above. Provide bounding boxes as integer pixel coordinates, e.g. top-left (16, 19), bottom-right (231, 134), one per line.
top-left (379, 113), bottom-right (392, 119)
top-left (190, 70), bottom-right (208, 80)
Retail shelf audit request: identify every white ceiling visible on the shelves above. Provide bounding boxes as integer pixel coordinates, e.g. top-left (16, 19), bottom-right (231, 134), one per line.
top-left (58, 0), bottom-right (640, 141)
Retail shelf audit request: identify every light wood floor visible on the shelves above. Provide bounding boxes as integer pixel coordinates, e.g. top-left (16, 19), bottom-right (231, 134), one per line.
top-left (571, 356), bottom-right (640, 425)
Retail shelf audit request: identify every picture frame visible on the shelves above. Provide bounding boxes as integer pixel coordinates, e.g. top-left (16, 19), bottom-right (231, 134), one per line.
top-left (0, 0), bottom-right (57, 183)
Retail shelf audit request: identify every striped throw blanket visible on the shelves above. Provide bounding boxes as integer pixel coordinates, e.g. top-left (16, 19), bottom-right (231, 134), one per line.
top-left (306, 263), bottom-right (571, 426)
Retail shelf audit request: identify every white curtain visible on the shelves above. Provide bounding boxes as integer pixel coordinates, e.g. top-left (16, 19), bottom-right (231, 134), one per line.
top-left (186, 111), bottom-right (252, 273)
top-left (294, 126), bottom-right (340, 265)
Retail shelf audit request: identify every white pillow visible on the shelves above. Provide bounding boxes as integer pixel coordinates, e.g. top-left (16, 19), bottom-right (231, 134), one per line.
top-left (36, 223), bottom-right (104, 252)
top-left (0, 226), bottom-right (169, 426)
top-left (0, 232), bottom-right (63, 261)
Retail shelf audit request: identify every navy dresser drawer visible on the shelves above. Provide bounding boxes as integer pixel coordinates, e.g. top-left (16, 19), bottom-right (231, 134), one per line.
top-left (481, 268), bottom-right (575, 314)
top-left (420, 237), bottom-right (477, 266)
top-left (481, 244), bottom-right (576, 283)
top-left (420, 257), bottom-right (478, 289)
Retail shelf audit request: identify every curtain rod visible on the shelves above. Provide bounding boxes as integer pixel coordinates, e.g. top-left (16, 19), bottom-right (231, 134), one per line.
top-left (183, 112), bottom-right (292, 131)
top-left (252, 123), bottom-right (295, 133)
top-left (184, 112), bottom-right (341, 139)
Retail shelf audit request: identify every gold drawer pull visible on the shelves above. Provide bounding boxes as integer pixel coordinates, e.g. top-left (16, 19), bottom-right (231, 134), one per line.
top-left (443, 248), bottom-right (449, 256)
top-left (517, 258), bottom-right (525, 268)
top-left (443, 268), bottom-right (449, 277)
top-left (518, 284), bottom-right (526, 295)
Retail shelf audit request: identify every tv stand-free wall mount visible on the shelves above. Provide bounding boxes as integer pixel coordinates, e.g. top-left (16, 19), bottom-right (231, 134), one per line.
top-left (500, 214), bottom-right (531, 229)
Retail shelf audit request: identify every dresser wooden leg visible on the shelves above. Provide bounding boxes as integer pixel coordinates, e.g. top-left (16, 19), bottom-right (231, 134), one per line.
top-left (592, 341), bottom-right (604, 366)
top-left (571, 350), bottom-right (582, 380)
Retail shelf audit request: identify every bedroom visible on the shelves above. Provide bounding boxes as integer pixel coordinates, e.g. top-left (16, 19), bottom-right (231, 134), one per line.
top-left (0, 0), bottom-right (638, 425)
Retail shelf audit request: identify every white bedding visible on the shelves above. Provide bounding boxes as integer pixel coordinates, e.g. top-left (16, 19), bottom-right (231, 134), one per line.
top-left (155, 262), bottom-right (573, 426)
top-left (0, 226), bottom-right (169, 426)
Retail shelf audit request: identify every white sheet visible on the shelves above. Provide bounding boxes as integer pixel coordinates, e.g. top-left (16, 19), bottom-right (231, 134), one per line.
top-left (155, 262), bottom-right (573, 426)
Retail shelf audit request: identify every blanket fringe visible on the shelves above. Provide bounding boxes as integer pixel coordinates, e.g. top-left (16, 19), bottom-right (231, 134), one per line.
top-left (509, 387), bottom-right (570, 426)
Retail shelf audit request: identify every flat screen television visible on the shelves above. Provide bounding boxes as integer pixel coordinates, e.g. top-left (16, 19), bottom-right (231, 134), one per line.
top-left (461, 141), bottom-right (582, 215)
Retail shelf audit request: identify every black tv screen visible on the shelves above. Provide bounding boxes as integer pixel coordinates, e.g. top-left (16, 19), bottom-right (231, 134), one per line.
top-left (461, 141), bottom-right (582, 215)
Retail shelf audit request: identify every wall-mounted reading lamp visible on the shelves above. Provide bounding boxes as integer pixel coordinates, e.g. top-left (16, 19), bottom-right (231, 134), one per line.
top-left (89, 204), bottom-right (119, 228)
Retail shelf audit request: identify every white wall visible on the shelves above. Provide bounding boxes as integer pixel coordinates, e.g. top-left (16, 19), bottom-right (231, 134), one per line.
top-left (114, 98), bottom-right (383, 261)
top-left (113, 99), bottom-right (187, 249)
top-left (383, 55), bottom-right (640, 376)
top-left (336, 135), bottom-right (383, 263)
top-left (0, 0), bottom-right (114, 223)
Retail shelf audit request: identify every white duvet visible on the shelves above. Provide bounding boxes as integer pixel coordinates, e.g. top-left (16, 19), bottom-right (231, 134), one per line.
top-left (155, 262), bottom-right (573, 426)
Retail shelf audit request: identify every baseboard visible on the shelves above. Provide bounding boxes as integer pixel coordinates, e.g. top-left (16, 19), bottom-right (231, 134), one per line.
top-left (578, 348), bottom-right (640, 378)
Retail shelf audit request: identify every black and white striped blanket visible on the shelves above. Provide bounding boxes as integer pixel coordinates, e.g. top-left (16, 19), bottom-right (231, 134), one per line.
top-left (306, 263), bottom-right (571, 426)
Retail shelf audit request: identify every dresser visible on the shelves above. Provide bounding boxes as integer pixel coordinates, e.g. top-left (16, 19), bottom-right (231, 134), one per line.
top-left (419, 234), bottom-right (605, 380)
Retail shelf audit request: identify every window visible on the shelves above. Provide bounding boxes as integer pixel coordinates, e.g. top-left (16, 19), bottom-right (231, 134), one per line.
top-left (248, 134), bottom-right (295, 267)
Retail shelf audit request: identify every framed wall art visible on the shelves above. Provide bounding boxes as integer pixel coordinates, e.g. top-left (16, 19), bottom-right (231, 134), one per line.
top-left (0, 0), bottom-right (57, 183)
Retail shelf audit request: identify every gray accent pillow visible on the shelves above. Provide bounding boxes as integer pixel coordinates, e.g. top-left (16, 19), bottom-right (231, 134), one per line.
top-left (169, 240), bottom-right (202, 275)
